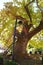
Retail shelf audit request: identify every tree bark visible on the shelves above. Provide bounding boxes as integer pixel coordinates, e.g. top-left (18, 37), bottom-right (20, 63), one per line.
top-left (14, 20), bottom-right (43, 63)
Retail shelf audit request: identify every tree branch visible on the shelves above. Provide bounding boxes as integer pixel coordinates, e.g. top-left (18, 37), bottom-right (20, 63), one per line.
top-left (27, 20), bottom-right (43, 40)
top-left (26, 0), bottom-right (34, 7)
top-left (24, 6), bottom-right (32, 23)
top-left (24, 0), bottom-right (34, 23)
top-left (36, 0), bottom-right (43, 17)
top-left (36, 0), bottom-right (42, 11)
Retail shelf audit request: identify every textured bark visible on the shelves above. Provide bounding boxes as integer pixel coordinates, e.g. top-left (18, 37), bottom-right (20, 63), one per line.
top-left (14, 20), bottom-right (43, 63)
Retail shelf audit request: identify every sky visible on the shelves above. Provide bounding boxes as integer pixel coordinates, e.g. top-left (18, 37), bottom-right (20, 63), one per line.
top-left (0, 0), bottom-right (12, 10)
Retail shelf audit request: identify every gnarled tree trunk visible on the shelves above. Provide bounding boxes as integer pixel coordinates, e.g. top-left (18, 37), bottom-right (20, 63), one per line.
top-left (14, 19), bottom-right (43, 64)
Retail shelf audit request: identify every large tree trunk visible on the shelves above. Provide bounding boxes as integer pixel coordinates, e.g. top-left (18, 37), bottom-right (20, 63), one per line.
top-left (14, 32), bottom-right (28, 62)
top-left (14, 20), bottom-right (43, 63)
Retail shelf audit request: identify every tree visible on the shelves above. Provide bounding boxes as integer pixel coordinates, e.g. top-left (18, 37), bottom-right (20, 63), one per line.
top-left (8, 0), bottom-right (43, 62)
top-left (0, 0), bottom-right (43, 64)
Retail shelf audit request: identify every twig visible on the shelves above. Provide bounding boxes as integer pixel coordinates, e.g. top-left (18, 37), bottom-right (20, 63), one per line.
top-left (36, 0), bottom-right (43, 17)
top-left (26, 0), bottom-right (34, 6)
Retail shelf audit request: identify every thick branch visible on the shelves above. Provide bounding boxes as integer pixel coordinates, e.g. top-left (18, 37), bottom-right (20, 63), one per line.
top-left (27, 20), bottom-right (43, 40)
